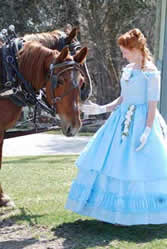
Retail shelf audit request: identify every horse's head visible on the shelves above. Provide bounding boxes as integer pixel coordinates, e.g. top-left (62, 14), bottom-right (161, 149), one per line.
top-left (18, 41), bottom-right (87, 136)
top-left (24, 27), bottom-right (92, 102)
top-left (45, 46), bottom-right (88, 136)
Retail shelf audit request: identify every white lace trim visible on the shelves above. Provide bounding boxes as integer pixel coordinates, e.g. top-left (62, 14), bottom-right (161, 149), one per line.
top-left (124, 61), bottom-right (158, 72)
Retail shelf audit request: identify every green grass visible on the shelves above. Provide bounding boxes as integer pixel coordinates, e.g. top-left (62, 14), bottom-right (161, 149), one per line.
top-left (1, 155), bottom-right (167, 249)
top-left (46, 129), bottom-right (95, 136)
top-left (1, 155), bottom-right (79, 226)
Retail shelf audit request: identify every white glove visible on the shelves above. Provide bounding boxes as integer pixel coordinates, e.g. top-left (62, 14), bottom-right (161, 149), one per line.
top-left (136, 126), bottom-right (151, 151)
top-left (80, 102), bottom-right (106, 115)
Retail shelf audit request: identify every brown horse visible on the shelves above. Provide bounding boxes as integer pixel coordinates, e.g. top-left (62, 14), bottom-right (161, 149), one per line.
top-left (0, 41), bottom-right (88, 207)
top-left (23, 27), bottom-right (92, 101)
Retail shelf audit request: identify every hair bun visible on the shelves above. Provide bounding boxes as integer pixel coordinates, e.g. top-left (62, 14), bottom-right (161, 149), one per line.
top-left (130, 29), bottom-right (141, 39)
top-left (117, 28), bottom-right (153, 68)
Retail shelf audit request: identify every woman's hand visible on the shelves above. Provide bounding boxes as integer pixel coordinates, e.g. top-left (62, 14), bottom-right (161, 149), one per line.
top-left (80, 96), bottom-right (123, 115)
top-left (136, 101), bottom-right (157, 151)
top-left (136, 126), bottom-right (151, 151)
top-left (80, 102), bottom-right (106, 115)
top-left (106, 96), bottom-right (123, 112)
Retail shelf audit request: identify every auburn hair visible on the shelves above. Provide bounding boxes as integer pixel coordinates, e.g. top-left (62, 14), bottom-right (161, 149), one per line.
top-left (117, 28), bottom-right (153, 69)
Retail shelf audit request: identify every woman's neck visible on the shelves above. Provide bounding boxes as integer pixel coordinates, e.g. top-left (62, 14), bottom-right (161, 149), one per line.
top-left (129, 49), bottom-right (144, 69)
top-left (133, 56), bottom-right (144, 69)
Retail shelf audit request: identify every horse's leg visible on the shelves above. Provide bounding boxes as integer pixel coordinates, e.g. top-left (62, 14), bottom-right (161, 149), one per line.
top-left (0, 99), bottom-right (22, 208)
top-left (0, 132), bottom-right (15, 207)
top-left (0, 183), bottom-right (3, 199)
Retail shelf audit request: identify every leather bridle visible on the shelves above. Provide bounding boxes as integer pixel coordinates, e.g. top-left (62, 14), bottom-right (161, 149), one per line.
top-left (49, 60), bottom-right (86, 104)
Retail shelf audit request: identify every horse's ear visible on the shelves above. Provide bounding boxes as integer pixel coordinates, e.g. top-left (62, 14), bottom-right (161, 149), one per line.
top-left (74, 47), bottom-right (88, 64)
top-left (56, 47), bottom-right (69, 62)
top-left (66, 28), bottom-right (78, 44)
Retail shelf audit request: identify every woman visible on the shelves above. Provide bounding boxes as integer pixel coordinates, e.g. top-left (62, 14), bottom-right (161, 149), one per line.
top-left (65, 28), bottom-right (167, 225)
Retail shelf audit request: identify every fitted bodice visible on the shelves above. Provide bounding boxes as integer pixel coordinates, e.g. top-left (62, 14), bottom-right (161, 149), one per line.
top-left (120, 65), bottom-right (161, 105)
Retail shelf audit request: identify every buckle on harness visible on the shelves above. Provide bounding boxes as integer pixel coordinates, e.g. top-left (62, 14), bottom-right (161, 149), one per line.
top-left (5, 81), bottom-right (12, 88)
top-left (25, 92), bottom-right (30, 100)
top-left (6, 55), bottom-right (14, 64)
top-left (12, 87), bottom-right (18, 94)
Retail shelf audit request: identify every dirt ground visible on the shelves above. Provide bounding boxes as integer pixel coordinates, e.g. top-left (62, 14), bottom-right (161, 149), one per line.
top-left (0, 209), bottom-right (66, 249)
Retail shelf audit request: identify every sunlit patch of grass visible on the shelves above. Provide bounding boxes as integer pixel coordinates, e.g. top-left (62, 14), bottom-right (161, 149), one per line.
top-left (46, 130), bottom-right (94, 136)
top-left (1, 155), bottom-right (79, 226)
top-left (1, 155), bottom-right (167, 249)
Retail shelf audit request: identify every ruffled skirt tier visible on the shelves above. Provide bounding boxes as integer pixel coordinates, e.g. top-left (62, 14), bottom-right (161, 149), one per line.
top-left (66, 104), bottom-right (167, 225)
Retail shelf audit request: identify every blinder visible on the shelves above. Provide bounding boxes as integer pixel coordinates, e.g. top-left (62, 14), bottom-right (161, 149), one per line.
top-left (49, 60), bottom-right (86, 104)
top-left (50, 74), bottom-right (58, 89)
top-left (68, 40), bottom-right (81, 55)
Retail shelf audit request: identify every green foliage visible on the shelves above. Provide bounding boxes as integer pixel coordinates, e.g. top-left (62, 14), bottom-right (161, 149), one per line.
top-left (0, 0), bottom-right (79, 34)
top-left (0, 1), bottom-right (156, 105)
top-left (78, 0), bottom-right (156, 105)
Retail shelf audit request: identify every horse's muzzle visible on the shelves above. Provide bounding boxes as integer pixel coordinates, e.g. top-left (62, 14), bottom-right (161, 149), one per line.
top-left (64, 124), bottom-right (81, 137)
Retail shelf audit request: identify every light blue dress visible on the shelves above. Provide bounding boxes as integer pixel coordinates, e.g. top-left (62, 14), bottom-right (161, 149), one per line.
top-left (66, 63), bottom-right (167, 225)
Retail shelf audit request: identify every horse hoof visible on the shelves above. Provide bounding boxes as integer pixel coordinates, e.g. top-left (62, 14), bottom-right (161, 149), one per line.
top-left (0, 195), bottom-right (15, 208)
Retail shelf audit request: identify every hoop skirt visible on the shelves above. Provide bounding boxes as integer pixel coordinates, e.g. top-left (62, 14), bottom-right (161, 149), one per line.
top-left (66, 65), bottom-right (167, 225)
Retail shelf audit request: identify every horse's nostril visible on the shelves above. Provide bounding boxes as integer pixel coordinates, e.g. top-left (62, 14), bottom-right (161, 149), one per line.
top-left (66, 126), bottom-right (72, 136)
top-left (67, 126), bottom-right (71, 133)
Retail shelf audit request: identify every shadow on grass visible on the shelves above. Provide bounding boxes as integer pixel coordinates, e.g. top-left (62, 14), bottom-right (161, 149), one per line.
top-left (0, 208), bottom-right (41, 249)
top-left (2, 207), bottom-right (45, 227)
top-left (0, 238), bottom-right (38, 249)
top-left (52, 219), bottom-right (167, 249)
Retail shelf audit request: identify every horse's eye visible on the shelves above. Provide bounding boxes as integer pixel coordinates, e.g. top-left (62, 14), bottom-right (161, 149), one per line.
top-left (75, 46), bottom-right (81, 51)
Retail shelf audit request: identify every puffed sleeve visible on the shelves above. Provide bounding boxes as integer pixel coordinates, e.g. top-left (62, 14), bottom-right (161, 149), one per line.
top-left (147, 71), bottom-right (161, 101)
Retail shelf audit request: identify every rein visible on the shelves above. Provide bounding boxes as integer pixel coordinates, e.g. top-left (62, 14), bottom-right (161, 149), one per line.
top-left (0, 27), bottom-right (55, 117)
top-left (0, 25), bottom-right (90, 130)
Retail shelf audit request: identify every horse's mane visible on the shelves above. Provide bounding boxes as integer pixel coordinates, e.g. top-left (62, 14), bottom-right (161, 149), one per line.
top-left (18, 41), bottom-right (60, 90)
top-left (23, 30), bottom-right (65, 49)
